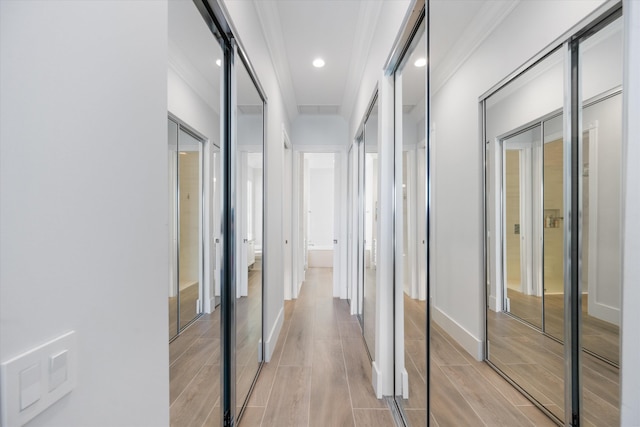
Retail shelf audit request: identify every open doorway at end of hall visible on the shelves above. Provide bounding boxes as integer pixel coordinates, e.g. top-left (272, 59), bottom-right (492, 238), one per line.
top-left (289, 151), bottom-right (345, 299)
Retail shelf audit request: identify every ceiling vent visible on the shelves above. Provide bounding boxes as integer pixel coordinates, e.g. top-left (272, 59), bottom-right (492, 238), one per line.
top-left (297, 105), bottom-right (341, 115)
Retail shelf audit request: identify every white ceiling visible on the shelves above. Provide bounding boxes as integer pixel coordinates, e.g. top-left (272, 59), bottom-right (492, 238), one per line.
top-left (170, 0), bottom-right (519, 122)
top-left (254, 0), bottom-right (517, 121)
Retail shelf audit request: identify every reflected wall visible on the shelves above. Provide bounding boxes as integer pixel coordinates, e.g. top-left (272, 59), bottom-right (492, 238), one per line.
top-left (484, 9), bottom-right (623, 425)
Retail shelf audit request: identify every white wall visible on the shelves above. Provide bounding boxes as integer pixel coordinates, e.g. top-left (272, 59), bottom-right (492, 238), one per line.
top-left (431, 0), bottom-right (607, 359)
top-left (222, 0), bottom-right (292, 362)
top-left (621, 1), bottom-right (640, 424)
top-left (349, 0), bottom-right (412, 140)
top-left (0, 2), bottom-right (169, 426)
top-left (292, 115), bottom-right (349, 147)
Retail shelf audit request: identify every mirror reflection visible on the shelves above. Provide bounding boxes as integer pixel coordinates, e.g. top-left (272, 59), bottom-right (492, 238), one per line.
top-left (235, 57), bottom-right (264, 416)
top-left (577, 16), bottom-right (622, 426)
top-left (167, 0), bottom-right (223, 425)
top-left (485, 15), bottom-right (622, 425)
top-left (486, 46), bottom-right (567, 421)
top-left (363, 98), bottom-right (379, 358)
top-left (393, 23), bottom-right (427, 426)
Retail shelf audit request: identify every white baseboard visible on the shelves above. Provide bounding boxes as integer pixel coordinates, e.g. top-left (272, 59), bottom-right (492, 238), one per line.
top-left (401, 368), bottom-right (409, 399)
top-left (432, 306), bottom-right (484, 361)
top-left (204, 297), bottom-right (217, 314)
top-left (588, 301), bottom-right (620, 326)
top-left (488, 295), bottom-right (498, 312)
top-left (372, 361), bottom-right (383, 399)
top-left (264, 306), bottom-right (284, 362)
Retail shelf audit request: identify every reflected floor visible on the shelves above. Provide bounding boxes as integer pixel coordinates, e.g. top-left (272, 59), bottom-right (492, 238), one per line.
top-left (169, 282), bottom-right (200, 338)
top-left (169, 269), bottom-right (260, 427)
top-left (488, 310), bottom-right (619, 426)
top-left (399, 294), bottom-right (556, 427)
top-left (507, 290), bottom-right (619, 364)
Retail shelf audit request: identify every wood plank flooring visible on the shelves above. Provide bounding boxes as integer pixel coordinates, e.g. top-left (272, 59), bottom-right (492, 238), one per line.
top-left (488, 310), bottom-right (620, 426)
top-left (239, 267), bottom-right (389, 427)
top-left (506, 289), bottom-right (620, 364)
top-left (399, 294), bottom-right (556, 427)
top-left (170, 267), bottom-right (560, 427)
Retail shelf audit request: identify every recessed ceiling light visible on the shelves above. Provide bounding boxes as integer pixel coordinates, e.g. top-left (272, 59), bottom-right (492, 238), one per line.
top-left (179, 152), bottom-right (187, 155)
top-left (414, 57), bottom-right (427, 67)
top-left (312, 58), bottom-right (325, 68)
top-left (215, 59), bottom-right (222, 67)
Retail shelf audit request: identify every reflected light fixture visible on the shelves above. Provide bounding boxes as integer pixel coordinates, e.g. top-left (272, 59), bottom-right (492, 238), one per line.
top-left (312, 58), bottom-right (325, 68)
top-left (215, 59), bottom-right (221, 67)
top-left (414, 57), bottom-right (427, 67)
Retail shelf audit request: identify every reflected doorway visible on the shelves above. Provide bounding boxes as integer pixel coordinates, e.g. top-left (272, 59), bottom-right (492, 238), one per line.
top-left (168, 117), bottom-right (204, 340)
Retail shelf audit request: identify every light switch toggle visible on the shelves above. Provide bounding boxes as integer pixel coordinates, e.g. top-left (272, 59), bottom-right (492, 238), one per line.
top-left (49, 351), bottom-right (68, 392)
top-left (19, 363), bottom-right (41, 411)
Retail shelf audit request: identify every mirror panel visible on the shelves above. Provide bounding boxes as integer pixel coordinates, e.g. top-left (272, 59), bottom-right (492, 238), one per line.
top-left (393, 21), bottom-right (427, 425)
top-left (235, 57), bottom-right (264, 416)
top-left (503, 124), bottom-right (543, 329)
top-left (167, 0), bottom-right (223, 425)
top-left (485, 47), bottom-right (566, 422)
top-left (363, 98), bottom-right (379, 358)
top-left (578, 15), bottom-right (622, 426)
top-left (168, 118), bottom-right (179, 339)
top-left (177, 128), bottom-right (204, 330)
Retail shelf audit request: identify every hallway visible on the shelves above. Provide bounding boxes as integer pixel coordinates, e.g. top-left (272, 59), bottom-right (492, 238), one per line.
top-left (239, 267), bottom-right (393, 427)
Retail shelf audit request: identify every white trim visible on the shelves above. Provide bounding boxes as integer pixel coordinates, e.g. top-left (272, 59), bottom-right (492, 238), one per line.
top-left (585, 121), bottom-right (620, 326)
top-left (371, 361), bottom-right (383, 399)
top-left (283, 125), bottom-right (293, 301)
top-left (252, 0), bottom-right (297, 122)
top-left (264, 306), bottom-right (284, 362)
top-left (432, 305), bottom-right (484, 361)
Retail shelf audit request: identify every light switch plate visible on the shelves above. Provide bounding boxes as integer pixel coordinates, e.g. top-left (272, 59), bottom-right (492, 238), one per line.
top-left (1, 331), bottom-right (77, 426)
top-left (19, 363), bottom-right (41, 410)
top-left (49, 350), bottom-right (68, 392)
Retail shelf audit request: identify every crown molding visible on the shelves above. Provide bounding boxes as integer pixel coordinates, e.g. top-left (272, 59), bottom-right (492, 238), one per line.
top-left (168, 39), bottom-right (221, 115)
top-left (340, 0), bottom-right (383, 123)
top-left (253, 0), bottom-right (299, 122)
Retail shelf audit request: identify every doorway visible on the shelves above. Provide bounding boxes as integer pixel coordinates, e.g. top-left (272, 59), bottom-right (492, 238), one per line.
top-left (292, 151), bottom-right (345, 299)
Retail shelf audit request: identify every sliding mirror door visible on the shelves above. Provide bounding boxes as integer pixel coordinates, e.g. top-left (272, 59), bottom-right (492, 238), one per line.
top-left (485, 7), bottom-right (622, 425)
top-left (392, 18), bottom-right (427, 426)
top-left (577, 14), bottom-right (622, 425)
top-left (363, 97), bottom-right (379, 358)
top-left (485, 46), bottom-right (566, 422)
top-left (167, 0), bottom-right (224, 425)
top-left (235, 55), bottom-right (264, 418)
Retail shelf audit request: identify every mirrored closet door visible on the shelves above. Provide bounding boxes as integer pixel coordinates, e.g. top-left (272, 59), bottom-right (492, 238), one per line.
top-left (484, 7), bottom-right (623, 425)
top-left (391, 13), bottom-right (427, 426)
top-left (363, 96), bottom-right (379, 359)
top-left (234, 53), bottom-right (265, 418)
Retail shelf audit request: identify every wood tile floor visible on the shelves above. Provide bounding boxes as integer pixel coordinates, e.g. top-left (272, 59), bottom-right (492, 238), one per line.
top-left (170, 267), bottom-right (557, 427)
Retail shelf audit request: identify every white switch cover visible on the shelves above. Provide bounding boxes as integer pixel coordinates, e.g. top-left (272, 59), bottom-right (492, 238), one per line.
top-left (19, 363), bottom-right (41, 410)
top-left (49, 350), bottom-right (68, 392)
top-left (1, 331), bottom-right (77, 426)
